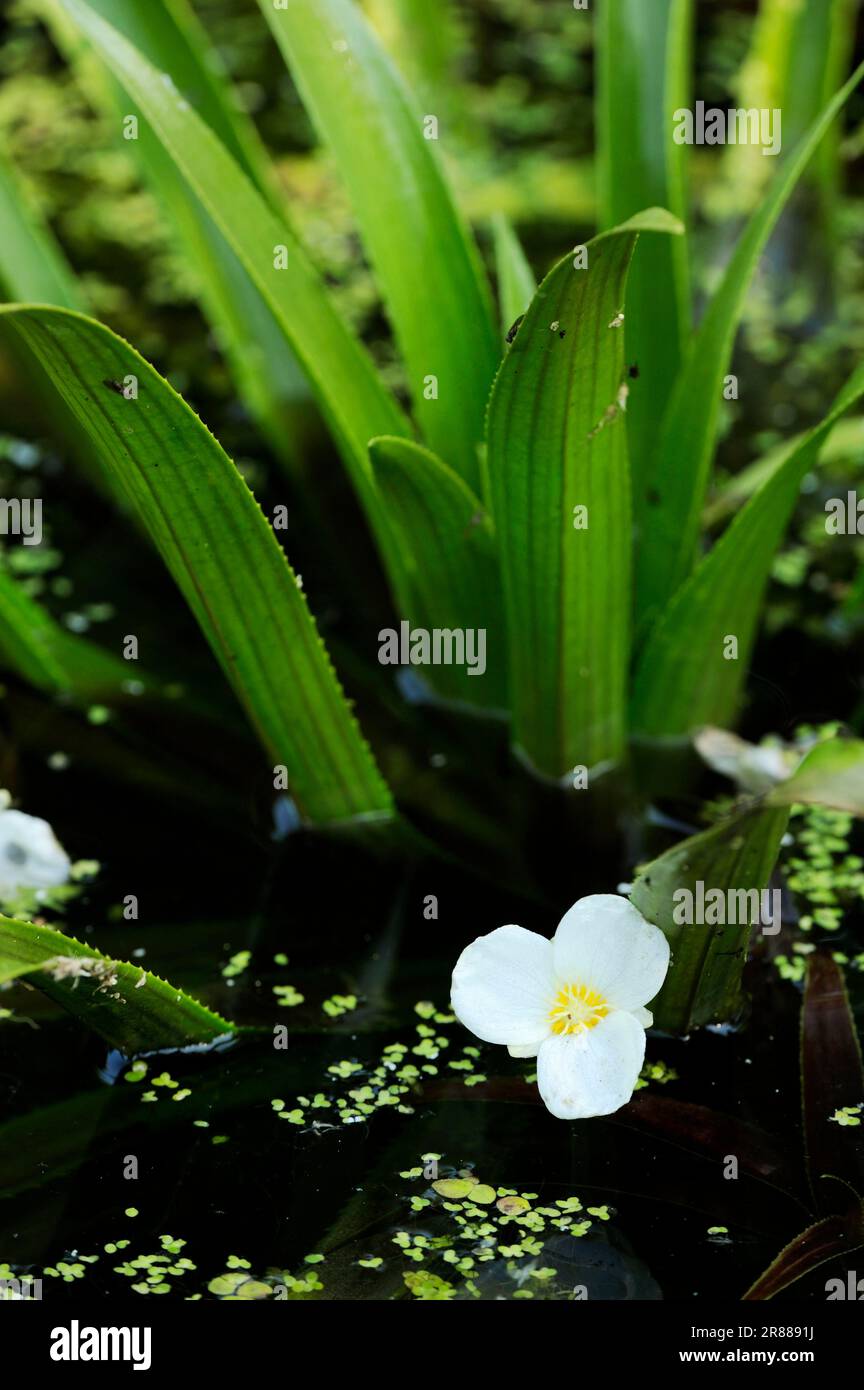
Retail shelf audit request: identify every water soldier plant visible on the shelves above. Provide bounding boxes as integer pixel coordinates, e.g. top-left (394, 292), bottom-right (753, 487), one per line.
top-left (0, 2), bottom-right (864, 1106)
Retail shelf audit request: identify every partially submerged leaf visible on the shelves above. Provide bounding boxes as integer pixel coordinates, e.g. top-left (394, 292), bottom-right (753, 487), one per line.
top-left (742, 1204), bottom-right (864, 1300)
top-left (630, 804), bottom-right (789, 1033)
top-left (0, 915), bottom-right (231, 1052)
top-left (631, 738), bottom-right (864, 1032)
top-left (801, 953), bottom-right (864, 1209)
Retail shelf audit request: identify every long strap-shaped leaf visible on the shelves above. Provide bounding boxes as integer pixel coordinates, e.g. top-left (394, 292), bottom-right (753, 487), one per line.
top-left (636, 59), bottom-right (864, 627)
top-left (57, 0), bottom-right (410, 531)
top-left (369, 437), bottom-right (507, 710)
top-left (46, 0), bottom-right (317, 473)
top-left (0, 914), bottom-right (231, 1051)
top-left (0, 305), bottom-right (394, 825)
top-left (259, 0), bottom-right (499, 492)
top-left (632, 359), bottom-right (864, 737)
top-left (0, 148), bottom-right (83, 310)
top-left (596, 0), bottom-right (693, 495)
top-left (486, 209), bottom-right (683, 777)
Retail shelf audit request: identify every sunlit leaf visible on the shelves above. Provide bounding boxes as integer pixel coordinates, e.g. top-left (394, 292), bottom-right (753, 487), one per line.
top-left (0, 915), bottom-right (232, 1052)
top-left (596, 0), bottom-right (692, 493)
top-left (631, 362), bottom-right (864, 737)
top-left (0, 304), bottom-right (394, 824)
top-left (635, 60), bottom-right (864, 627)
top-left (369, 436), bottom-right (506, 709)
top-left (486, 208), bottom-right (682, 775)
top-left (259, 0), bottom-right (498, 490)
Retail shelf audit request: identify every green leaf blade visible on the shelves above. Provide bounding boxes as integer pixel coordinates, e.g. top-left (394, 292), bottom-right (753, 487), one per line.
top-left (0, 915), bottom-right (232, 1052)
top-left (0, 305), bottom-right (394, 825)
top-left (636, 59), bottom-right (864, 626)
top-left (492, 213), bottom-right (536, 333)
top-left (486, 211), bottom-right (681, 776)
top-left (596, 0), bottom-right (693, 492)
top-left (260, 0), bottom-right (499, 490)
top-left (369, 436), bottom-right (507, 709)
top-left (632, 362), bottom-right (864, 738)
top-left (57, 0), bottom-right (409, 508)
top-left (0, 148), bottom-right (83, 311)
top-left (631, 805), bottom-right (790, 1034)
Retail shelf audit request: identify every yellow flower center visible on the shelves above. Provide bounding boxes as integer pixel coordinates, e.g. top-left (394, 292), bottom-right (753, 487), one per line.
top-left (549, 983), bottom-right (609, 1035)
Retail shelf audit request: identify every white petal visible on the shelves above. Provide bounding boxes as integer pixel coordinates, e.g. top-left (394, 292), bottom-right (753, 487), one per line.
top-left (451, 925), bottom-right (554, 1046)
top-left (508, 1041), bottom-right (542, 1058)
top-left (0, 809), bottom-right (70, 899)
top-left (552, 894), bottom-right (669, 1011)
top-left (536, 1012), bottom-right (645, 1119)
top-left (631, 1006), bottom-right (653, 1028)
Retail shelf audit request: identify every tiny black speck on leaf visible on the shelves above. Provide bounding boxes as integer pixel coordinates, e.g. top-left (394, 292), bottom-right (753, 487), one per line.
top-left (103, 379), bottom-right (125, 395)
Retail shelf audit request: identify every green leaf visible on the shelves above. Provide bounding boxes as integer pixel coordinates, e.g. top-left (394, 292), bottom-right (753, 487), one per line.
top-left (0, 148), bottom-right (83, 310)
top-left (767, 736), bottom-right (864, 816)
top-left (596, 0), bottom-right (693, 493)
top-left (703, 416), bottom-right (864, 528)
top-left (0, 915), bottom-right (231, 1052)
top-left (631, 803), bottom-right (789, 1034)
top-left (56, 0), bottom-right (410, 543)
top-left (368, 436), bottom-right (506, 709)
top-left (631, 361), bottom-right (864, 737)
top-left (492, 213), bottom-right (536, 333)
top-left (46, 0), bottom-right (317, 472)
top-left (636, 59), bottom-right (864, 626)
top-left (730, 0), bottom-right (859, 251)
top-left (485, 208), bottom-right (682, 776)
top-left (631, 737), bottom-right (864, 1032)
top-left (365, 0), bottom-right (459, 110)
top-left (259, 0), bottom-right (498, 490)
top-left (0, 304), bottom-right (394, 825)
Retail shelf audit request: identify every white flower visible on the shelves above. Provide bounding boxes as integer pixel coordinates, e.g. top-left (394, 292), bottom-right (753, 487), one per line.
top-left (0, 801), bottom-right (70, 900)
top-left (450, 895), bottom-right (670, 1120)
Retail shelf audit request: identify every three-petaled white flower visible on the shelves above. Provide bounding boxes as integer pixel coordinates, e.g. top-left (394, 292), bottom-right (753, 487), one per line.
top-left (450, 894), bottom-right (670, 1119)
